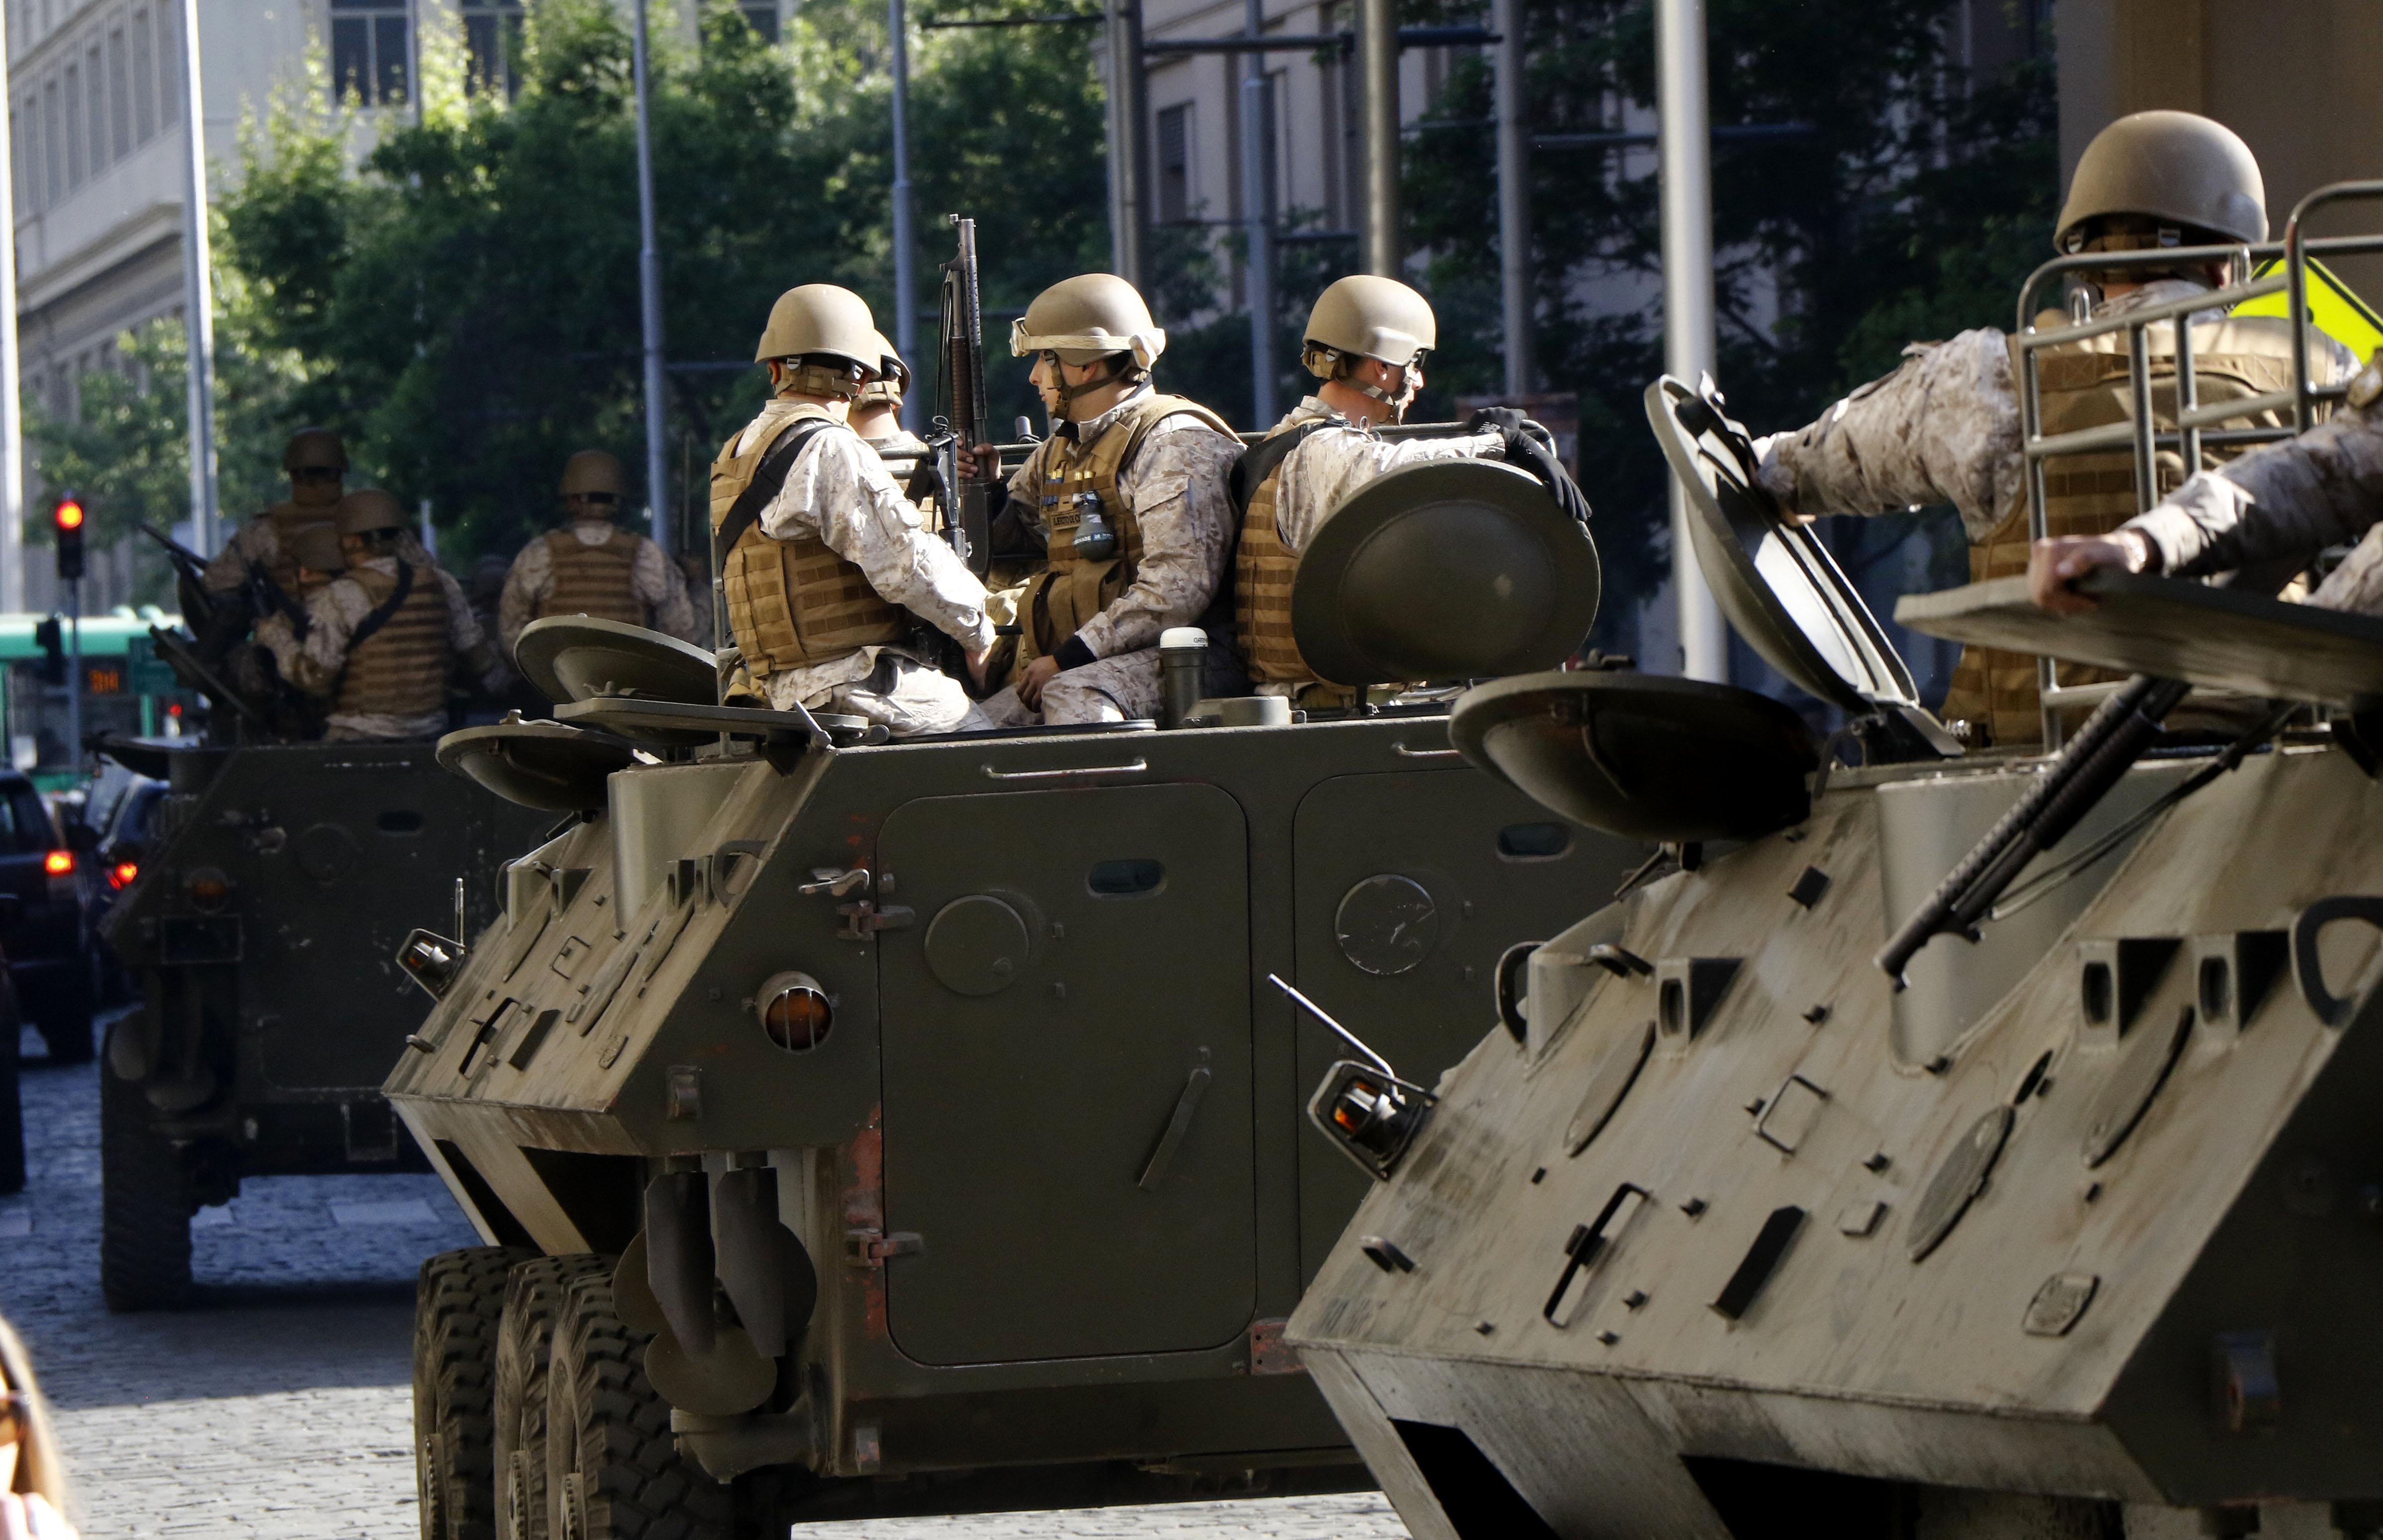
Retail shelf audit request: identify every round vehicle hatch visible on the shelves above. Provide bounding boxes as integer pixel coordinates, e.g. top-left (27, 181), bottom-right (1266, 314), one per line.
top-left (434, 718), bottom-right (635, 813)
top-left (2082, 1005), bottom-right (2195, 1168)
top-left (924, 895), bottom-right (1030, 997)
top-left (292, 822), bottom-right (359, 882)
top-left (1908, 1105), bottom-right (2015, 1263)
top-left (1336, 875), bottom-right (1439, 976)
top-left (1645, 374), bottom-right (1922, 715)
top-left (1451, 670), bottom-right (1817, 844)
top-left (515, 616), bottom-right (718, 707)
top-left (1289, 458), bottom-right (1600, 686)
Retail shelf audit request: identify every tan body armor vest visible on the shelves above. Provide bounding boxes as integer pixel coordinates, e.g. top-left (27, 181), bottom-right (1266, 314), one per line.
top-left (263, 502), bottom-right (339, 596)
top-left (1938, 313), bottom-right (2316, 747)
top-left (1015, 394), bottom-right (1234, 662)
top-left (1234, 418), bottom-right (1339, 699)
top-left (536, 526), bottom-right (647, 627)
top-left (333, 561), bottom-right (454, 723)
top-left (710, 409), bottom-right (906, 679)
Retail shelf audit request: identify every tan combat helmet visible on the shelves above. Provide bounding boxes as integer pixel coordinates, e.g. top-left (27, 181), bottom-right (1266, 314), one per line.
top-left (2055, 110), bottom-right (2267, 255)
top-left (282, 428), bottom-right (349, 506)
top-left (1011, 274), bottom-right (1165, 408)
top-left (856, 331), bottom-right (910, 411)
top-left (1302, 275), bottom-right (1438, 419)
top-left (754, 284), bottom-right (880, 400)
top-left (335, 488), bottom-right (409, 538)
top-left (558, 449), bottom-right (626, 509)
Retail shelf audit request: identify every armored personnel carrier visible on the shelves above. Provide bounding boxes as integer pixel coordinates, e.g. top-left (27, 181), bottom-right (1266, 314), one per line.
top-left (387, 457), bottom-right (1631, 1536)
top-left (94, 736), bottom-right (552, 1311)
top-left (1287, 222), bottom-right (2383, 1537)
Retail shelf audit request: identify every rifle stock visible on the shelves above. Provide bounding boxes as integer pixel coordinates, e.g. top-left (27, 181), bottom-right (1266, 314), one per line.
top-left (938, 215), bottom-right (993, 577)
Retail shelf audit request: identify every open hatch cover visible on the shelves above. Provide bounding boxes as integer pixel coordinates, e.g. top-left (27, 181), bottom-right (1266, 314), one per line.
top-left (514, 616), bottom-right (718, 709)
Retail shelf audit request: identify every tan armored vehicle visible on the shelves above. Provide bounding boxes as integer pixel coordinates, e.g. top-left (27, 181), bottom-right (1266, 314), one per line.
top-left (1287, 210), bottom-right (2383, 1538)
top-left (385, 458), bottom-right (1631, 1536)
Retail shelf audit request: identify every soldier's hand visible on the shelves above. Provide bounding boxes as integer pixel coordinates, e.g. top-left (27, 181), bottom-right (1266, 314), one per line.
top-left (955, 443), bottom-right (1000, 482)
top-left (2029, 534), bottom-right (2145, 614)
top-left (1017, 654), bottom-right (1061, 710)
top-left (0, 1492), bottom-right (78, 1540)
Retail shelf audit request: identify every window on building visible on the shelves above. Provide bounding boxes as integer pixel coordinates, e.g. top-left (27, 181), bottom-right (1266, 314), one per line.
top-left (460, 0), bottom-right (523, 98)
top-left (738, 2), bottom-right (780, 42)
top-left (156, 1), bottom-right (176, 123)
top-left (62, 61), bottom-right (79, 188)
top-left (85, 41), bottom-right (102, 171)
top-left (8, 107), bottom-right (21, 216)
top-left (1156, 101), bottom-right (1192, 225)
top-left (131, 8), bottom-right (154, 142)
top-left (107, 27), bottom-right (129, 160)
top-left (41, 79), bottom-right (59, 206)
top-left (331, 0), bottom-right (410, 107)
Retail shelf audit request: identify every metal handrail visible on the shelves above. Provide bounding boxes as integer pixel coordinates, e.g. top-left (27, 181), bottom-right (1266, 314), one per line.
top-left (2014, 180), bottom-right (2383, 746)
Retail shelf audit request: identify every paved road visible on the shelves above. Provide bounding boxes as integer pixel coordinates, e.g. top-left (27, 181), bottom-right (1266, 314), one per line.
top-left (1, 1027), bottom-right (1410, 1539)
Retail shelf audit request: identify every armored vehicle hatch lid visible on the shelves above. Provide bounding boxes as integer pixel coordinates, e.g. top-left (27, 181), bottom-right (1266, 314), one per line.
top-left (1898, 569), bottom-right (2383, 708)
top-left (515, 615), bottom-right (717, 707)
top-left (1289, 458), bottom-right (1601, 685)
top-left (436, 716), bottom-right (634, 812)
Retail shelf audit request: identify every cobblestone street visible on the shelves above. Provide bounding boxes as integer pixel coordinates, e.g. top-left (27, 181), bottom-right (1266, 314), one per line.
top-left (0, 1027), bottom-right (1409, 1539)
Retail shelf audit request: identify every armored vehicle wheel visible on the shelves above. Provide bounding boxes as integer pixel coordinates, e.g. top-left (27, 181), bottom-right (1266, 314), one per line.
top-left (33, 965), bottom-right (94, 1064)
top-left (495, 1254), bottom-right (613, 1540)
top-left (98, 1066), bottom-right (191, 1310)
top-left (418, 1245), bottom-right (541, 1540)
top-left (546, 1274), bottom-right (735, 1540)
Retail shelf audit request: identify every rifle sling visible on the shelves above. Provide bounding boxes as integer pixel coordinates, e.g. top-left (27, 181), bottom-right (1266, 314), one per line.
top-left (1227, 420), bottom-right (1331, 517)
top-left (717, 419), bottom-right (839, 559)
top-left (345, 559), bottom-right (418, 655)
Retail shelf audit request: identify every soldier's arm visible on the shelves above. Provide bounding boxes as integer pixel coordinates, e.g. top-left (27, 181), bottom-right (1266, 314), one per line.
top-left (1753, 328), bottom-right (2020, 541)
top-left (779, 433), bottom-right (994, 652)
top-left (199, 523), bottom-right (266, 596)
top-left (2122, 407), bottom-right (2383, 580)
top-left (1067, 421), bottom-right (1239, 663)
top-left (497, 543), bottom-right (547, 657)
top-left (631, 538), bottom-right (699, 642)
top-left (1274, 426), bottom-right (1506, 553)
top-left (284, 584), bottom-right (364, 697)
top-left (436, 567), bottom-right (498, 677)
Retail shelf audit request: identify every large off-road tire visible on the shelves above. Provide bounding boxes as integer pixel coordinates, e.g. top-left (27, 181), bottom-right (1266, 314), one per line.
top-left (98, 1066), bottom-right (191, 1310)
top-left (546, 1274), bottom-right (735, 1540)
top-left (495, 1254), bottom-right (614, 1540)
top-left (33, 962), bottom-right (94, 1065)
top-left (418, 1245), bottom-right (541, 1540)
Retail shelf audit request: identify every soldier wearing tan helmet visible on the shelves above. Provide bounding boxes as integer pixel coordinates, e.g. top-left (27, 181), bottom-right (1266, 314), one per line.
top-left (201, 426), bottom-right (350, 603)
top-left (1234, 275), bottom-right (1576, 707)
top-left (1752, 109), bottom-right (2356, 748)
top-left (957, 273), bottom-right (1239, 725)
top-left (849, 332), bottom-right (934, 489)
top-left (496, 449), bottom-right (697, 656)
top-left (255, 489), bottom-right (494, 741)
top-left (712, 283), bottom-right (993, 736)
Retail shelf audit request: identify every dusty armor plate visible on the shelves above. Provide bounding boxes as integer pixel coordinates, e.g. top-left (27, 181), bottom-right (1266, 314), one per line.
top-left (1897, 570), bottom-right (2383, 708)
top-left (1289, 458), bottom-right (1601, 685)
top-left (1450, 670), bottom-right (1818, 843)
top-left (515, 615), bottom-right (719, 707)
top-left (1645, 374), bottom-right (1929, 717)
top-left (434, 718), bottom-right (634, 812)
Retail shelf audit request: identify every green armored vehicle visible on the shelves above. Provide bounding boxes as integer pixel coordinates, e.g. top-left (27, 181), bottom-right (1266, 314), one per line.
top-left (1288, 233), bottom-right (2383, 1537)
top-left (385, 461), bottom-right (1635, 1537)
top-left (95, 736), bottom-right (552, 1311)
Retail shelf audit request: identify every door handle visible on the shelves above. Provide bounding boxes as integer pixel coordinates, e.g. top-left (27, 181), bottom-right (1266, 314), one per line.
top-left (1138, 1049), bottom-right (1213, 1191)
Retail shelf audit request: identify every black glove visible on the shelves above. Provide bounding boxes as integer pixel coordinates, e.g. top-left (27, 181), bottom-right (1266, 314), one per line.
top-left (1469, 409), bottom-right (1590, 525)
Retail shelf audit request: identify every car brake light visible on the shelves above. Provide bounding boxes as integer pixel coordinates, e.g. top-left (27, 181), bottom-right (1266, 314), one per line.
top-left (108, 861), bottom-right (138, 890)
top-left (43, 850), bottom-right (73, 877)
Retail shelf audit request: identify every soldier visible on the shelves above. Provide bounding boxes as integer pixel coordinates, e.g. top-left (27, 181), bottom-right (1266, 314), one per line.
top-left (965, 274), bottom-right (1241, 725)
top-left (714, 283), bottom-right (993, 736)
top-left (201, 427), bottom-right (348, 602)
top-left (1750, 109), bottom-right (2354, 747)
top-left (2030, 352), bottom-right (2383, 617)
top-left (256, 489), bottom-right (494, 742)
top-left (496, 449), bottom-right (697, 655)
top-left (1234, 275), bottom-right (1582, 706)
top-left (850, 332), bottom-right (932, 488)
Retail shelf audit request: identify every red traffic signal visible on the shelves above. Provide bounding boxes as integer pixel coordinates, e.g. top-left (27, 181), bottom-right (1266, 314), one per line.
top-left (52, 491), bottom-right (84, 581)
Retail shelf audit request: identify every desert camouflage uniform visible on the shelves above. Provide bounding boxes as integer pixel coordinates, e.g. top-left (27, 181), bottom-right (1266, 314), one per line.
top-left (980, 387), bottom-right (1241, 724)
top-left (1271, 399), bottom-right (1506, 551)
top-left (2124, 356), bottom-right (2383, 614)
top-left (497, 519), bottom-right (699, 653)
top-left (730, 401), bottom-right (993, 736)
top-left (255, 555), bottom-right (489, 740)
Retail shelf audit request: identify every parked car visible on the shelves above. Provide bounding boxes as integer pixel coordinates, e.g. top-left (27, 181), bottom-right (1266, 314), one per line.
top-left (0, 771), bottom-right (95, 1063)
top-left (86, 773), bottom-right (165, 1003)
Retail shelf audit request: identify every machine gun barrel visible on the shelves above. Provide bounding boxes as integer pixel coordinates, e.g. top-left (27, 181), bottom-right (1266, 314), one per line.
top-left (938, 214), bottom-right (992, 576)
top-left (1874, 674), bottom-right (2190, 987)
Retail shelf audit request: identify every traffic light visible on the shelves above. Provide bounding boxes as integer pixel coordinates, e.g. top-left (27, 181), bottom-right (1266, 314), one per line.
top-left (31, 616), bottom-right (62, 686)
top-left (51, 493), bottom-right (84, 582)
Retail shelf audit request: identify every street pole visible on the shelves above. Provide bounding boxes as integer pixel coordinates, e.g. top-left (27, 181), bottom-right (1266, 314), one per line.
top-left (0, 9), bottom-right (24, 614)
top-left (1239, 0), bottom-right (1276, 425)
top-left (890, 0), bottom-right (919, 430)
top-left (1492, 0), bottom-right (1532, 398)
top-left (1103, 0), bottom-right (1146, 289)
top-left (632, 0), bottom-right (670, 553)
top-left (1655, 0), bottom-right (1726, 683)
top-left (175, 0), bottom-right (219, 556)
top-left (65, 578), bottom-right (79, 774)
top-left (1356, 0), bottom-right (1398, 277)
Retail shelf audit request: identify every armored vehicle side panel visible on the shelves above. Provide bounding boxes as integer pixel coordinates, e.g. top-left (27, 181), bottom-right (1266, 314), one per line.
top-left (1287, 742), bottom-right (2383, 1535)
top-left (389, 713), bottom-right (1642, 1498)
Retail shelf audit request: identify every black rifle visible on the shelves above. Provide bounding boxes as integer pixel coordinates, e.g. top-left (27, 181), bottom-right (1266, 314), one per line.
top-left (1874, 674), bottom-right (2191, 987)
top-left (935, 214), bottom-right (992, 579)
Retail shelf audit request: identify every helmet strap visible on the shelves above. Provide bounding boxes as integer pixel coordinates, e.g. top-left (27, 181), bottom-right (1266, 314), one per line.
top-left (773, 355), bottom-right (867, 401)
top-left (1047, 352), bottom-right (1140, 415)
top-left (1315, 346), bottom-right (1417, 424)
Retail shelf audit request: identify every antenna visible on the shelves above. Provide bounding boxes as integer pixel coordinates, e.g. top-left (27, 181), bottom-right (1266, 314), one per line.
top-left (1266, 974), bottom-right (1398, 1080)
